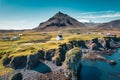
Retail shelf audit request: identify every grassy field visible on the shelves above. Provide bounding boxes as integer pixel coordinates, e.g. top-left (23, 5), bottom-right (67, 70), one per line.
top-left (0, 29), bottom-right (120, 76)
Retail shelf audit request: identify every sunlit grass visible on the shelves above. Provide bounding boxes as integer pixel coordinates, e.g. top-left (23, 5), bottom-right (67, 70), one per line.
top-left (0, 31), bottom-right (104, 58)
top-left (0, 29), bottom-right (119, 76)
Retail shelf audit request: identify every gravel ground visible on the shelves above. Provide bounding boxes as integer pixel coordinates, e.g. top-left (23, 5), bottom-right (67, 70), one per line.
top-left (0, 61), bottom-right (68, 80)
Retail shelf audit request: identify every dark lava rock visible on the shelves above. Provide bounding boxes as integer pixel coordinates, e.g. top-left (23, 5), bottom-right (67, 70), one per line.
top-left (77, 40), bottom-right (88, 49)
top-left (26, 54), bottom-right (40, 69)
top-left (52, 57), bottom-right (61, 66)
top-left (37, 50), bottom-right (45, 60)
top-left (109, 60), bottom-right (117, 65)
top-left (2, 57), bottom-right (11, 67)
top-left (10, 56), bottom-right (27, 69)
top-left (66, 43), bottom-right (74, 50)
top-left (91, 38), bottom-right (104, 51)
top-left (10, 72), bottom-right (22, 80)
top-left (45, 49), bottom-right (56, 61)
top-left (58, 47), bottom-right (66, 62)
top-left (69, 40), bottom-right (88, 49)
top-left (103, 38), bottom-right (113, 50)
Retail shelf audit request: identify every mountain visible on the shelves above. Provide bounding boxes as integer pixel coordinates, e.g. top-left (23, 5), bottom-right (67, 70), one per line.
top-left (33, 11), bottom-right (86, 31)
top-left (84, 20), bottom-right (100, 27)
top-left (96, 19), bottom-right (120, 28)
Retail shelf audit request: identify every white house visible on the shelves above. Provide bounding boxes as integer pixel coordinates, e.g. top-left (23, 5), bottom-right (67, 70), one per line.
top-left (106, 33), bottom-right (111, 36)
top-left (56, 34), bottom-right (64, 41)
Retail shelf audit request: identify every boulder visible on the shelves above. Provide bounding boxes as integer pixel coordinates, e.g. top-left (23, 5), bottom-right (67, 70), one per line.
top-left (108, 60), bottom-right (117, 65)
top-left (2, 57), bottom-right (11, 67)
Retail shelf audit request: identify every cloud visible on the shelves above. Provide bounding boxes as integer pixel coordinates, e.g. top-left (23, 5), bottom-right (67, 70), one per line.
top-left (77, 11), bottom-right (120, 18)
top-left (79, 11), bottom-right (115, 15)
top-left (77, 11), bottom-right (120, 22)
top-left (78, 19), bottom-right (90, 22)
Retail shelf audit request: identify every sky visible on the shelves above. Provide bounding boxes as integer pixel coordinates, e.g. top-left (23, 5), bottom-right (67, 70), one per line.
top-left (0, 0), bottom-right (120, 30)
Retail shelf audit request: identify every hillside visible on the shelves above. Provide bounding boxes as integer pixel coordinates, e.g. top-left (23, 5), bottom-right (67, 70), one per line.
top-left (96, 19), bottom-right (120, 28)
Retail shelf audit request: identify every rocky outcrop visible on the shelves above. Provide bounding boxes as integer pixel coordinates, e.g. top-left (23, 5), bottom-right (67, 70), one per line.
top-left (52, 43), bottom-right (73, 66)
top-left (2, 57), bottom-right (11, 67)
top-left (45, 49), bottom-right (56, 61)
top-left (82, 52), bottom-right (116, 65)
top-left (26, 54), bottom-right (39, 69)
top-left (2, 50), bottom-right (45, 69)
top-left (91, 38), bottom-right (104, 50)
top-left (103, 37), bottom-right (113, 50)
top-left (103, 36), bottom-right (120, 49)
top-left (63, 47), bottom-right (82, 80)
top-left (9, 56), bottom-right (27, 69)
top-left (69, 40), bottom-right (88, 49)
top-left (26, 50), bottom-right (44, 69)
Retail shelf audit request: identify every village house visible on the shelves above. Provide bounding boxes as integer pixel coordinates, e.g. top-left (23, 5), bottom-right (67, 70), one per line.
top-left (56, 34), bottom-right (64, 41)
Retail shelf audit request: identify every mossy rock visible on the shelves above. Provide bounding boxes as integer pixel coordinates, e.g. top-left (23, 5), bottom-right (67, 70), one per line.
top-left (64, 47), bottom-right (82, 80)
top-left (66, 47), bottom-right (82, 59)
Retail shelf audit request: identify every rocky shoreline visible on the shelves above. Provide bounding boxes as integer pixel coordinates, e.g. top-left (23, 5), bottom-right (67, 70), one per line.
top-left (1, 36), bottom-right (120, 80)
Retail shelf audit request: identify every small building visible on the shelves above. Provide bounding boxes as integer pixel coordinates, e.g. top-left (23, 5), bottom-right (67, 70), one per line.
top-left (56, 34), bottom-right (64, 41)
top-left (106, 33), bottom-right (111, 36)
top-left (11, 36), bottom-right (20, 40)
top-left (1, 36), bottom-right (11, 40)
top-left (19, 34), bottom-right (23, 36)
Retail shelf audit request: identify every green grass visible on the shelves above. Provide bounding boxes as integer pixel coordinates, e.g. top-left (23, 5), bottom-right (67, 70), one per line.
top-left (66, 47), bottom-right (81, 58)
top-left (0, 31), bottom-right (104, 57)
top-left (0, 30), bottom-right (105, 76)
top-left (0, 29), bottom-right (120, 76)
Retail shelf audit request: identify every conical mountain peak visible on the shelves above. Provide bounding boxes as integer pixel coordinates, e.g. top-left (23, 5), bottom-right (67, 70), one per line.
top-left (56, 11), bottom-right (64, 15)
top-left (33, 12), bottom-right (86, 31)
top-left (54, 11), bottom-right (67, 17)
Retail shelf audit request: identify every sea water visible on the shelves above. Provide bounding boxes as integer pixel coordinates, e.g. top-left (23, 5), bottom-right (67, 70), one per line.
top-left (80, 49), bottom-right (120, 80)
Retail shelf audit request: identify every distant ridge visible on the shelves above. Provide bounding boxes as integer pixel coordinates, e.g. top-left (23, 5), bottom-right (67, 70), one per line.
top-left (33, 11), bottom-right (86, 31)
top-left (96, 19), bottom-right (120, 28)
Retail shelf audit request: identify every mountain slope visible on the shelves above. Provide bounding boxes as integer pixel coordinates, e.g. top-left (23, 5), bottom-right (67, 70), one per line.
top-left (33, 12), bottom-right (86, 31)
top-left (96, 19), bottom-right (120, 28)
